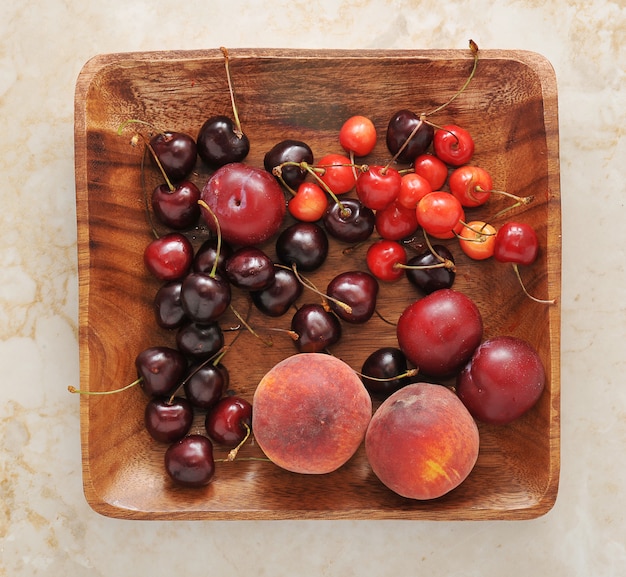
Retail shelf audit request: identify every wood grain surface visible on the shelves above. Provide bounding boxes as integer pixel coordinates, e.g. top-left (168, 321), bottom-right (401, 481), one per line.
top-left (74, 48), bottom-right (561, 520)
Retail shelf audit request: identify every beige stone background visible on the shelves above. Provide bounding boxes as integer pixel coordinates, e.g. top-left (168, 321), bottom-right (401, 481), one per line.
top-left (1, 0), bottom-right (625, 575)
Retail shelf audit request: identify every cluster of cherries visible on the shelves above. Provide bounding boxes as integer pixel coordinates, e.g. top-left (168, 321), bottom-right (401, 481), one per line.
top-left (72, 43), bottom-right (553, 488)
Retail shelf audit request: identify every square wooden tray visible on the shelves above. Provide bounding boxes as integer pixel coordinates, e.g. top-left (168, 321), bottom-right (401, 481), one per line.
top-left (74, 47), bottom-right (561, 520)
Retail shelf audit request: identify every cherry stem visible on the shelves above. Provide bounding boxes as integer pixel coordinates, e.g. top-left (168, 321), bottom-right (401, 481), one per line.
top-left (229, 304), bottom-right (274, 347)
top-left (197, 199), bottom-right (222, 278)
top-left (423, 230), bottom-right (447, 264)
top-left (426, 39), bottom-right (479, 117)
top-left (140, 146), bottom-right (160, 239)
top-left (68, 377), bottom-right (142, 396)
top-left (355, 367), bottom-right (419, 382)
top-left (512, 263), bottom-right (556, 305)
top-left (395, 259), bottom-right (456, 272)
top-left (220, 46), bottom-right (244, 137)
top-left (455, 220), bottom-right (495, 242)
top-left (225, 422), bottom-right (251, 461)
top-left (277, 263), bottom-right (353, 315)
top-left (486, 189), bottom-right (535, 220)
top-left (374, 308), bottom-right (397, 326)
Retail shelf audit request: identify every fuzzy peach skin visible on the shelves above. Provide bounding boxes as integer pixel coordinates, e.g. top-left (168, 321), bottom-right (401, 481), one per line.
top-left (365, 382), bottom-right (479, 500)
top-left (252, 353), bottom-right (372, 474)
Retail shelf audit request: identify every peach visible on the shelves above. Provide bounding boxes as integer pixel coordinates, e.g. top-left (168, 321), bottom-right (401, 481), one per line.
top-left (252, 353), bottom-right (372, 474)
top-left (365, 382), bottom-right (479, 500)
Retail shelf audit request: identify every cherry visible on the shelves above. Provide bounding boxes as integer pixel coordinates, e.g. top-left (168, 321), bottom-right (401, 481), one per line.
top-left (193, 237), bottom-right (233, 275)
top-left (288, 181), bottom-right (328, 222)
top-left (366, 239), bottom-right (407, 282)
top-left (322, 197), bottom-right (375, 243)
top-left (135, 346), bottom-right (187, 397)
top-left (276, 222), bottom-right (328, 272)
top-left (326, 270), bottom-right (379, 324)
top-left (164, 434), bottom-right (215, 487)
top-left (176, 320), bottom-right (224, 360)
top-left (151, 180), bottom-right (201, 230)
top-left (385, 109), bottom-right (434, 163)
top-left (397, 172), bottom-right (432, 210)
top-left (197, 48), bottom-right (249, 168)
top-left (433, 124), bottom-right (475, 166)
top-left (264, 139), bottom-right (314, 190)
top-left (148, 131), bottom-right (197, 183)
top-left (180, 272), bottom-right (231, 324)
top-left (494, 221), bottom-right (538, 266)
top-left (224, 246), bottom-right (275, 291)
top-left (317, 153), bottom-right (357, 194)
top-left (456, 336), bottom-right (546, 425)
top-left (339, 115), bottom-right (377, 157)
top-left (154, 280), bottom-right (187, 329)
top-left (291, 303), bottom-right (341, 352)
top-left (404, 244), bottom-right (456, 294)
top-left (374, 199), bottom-right (419, 241)
top-left (493, 221), bottom-right (555, 304)
top-left (458, 220), bottom-right (496, 261)
top-left (251, 266), bottom-right (302, 317)
top-left (143, 232), bottom-right (194, 281)
top-left (355, 165), bottom-right (402, 211)
top-left (184, 362), bottom-right (229, 410)
top-left (199, 163), bottom-right (286, 246)
top-left (144, 396), bottom-right (194, 443)
top-left (448, 165), bottom-right (493, 208)
top-left (416, 191), bottom-right (465, 239)
top-left (413, 153), bottom-right (448, 191)
top-left (396, 289), bottom-right (483, 378)
top-left (360, 347), bottom-right (413, 397)
top-left (205, 395), bottom-right (252, 449)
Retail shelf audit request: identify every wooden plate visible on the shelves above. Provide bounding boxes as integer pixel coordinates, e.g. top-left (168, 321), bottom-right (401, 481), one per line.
top-left (74, 48), bottom-right (561, 520)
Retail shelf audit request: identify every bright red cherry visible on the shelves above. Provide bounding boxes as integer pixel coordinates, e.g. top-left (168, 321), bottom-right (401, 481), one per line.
top-left (413, 153), bottom-right (448, 191)
top-left (397, 172), bottom-right (432, 210)
top-left (317, 153), bottom-right (356, 195)
top-left (356, 165), bottom-right (402, 210)
top-left (143, 232), bottom-right (193, 281)
top-left (494, 221), bottom-right (539, 266)
top-left (375, 200), bottom-right (419, 241)
top-left (339, 115), bottom-right (377, 157)
top-left (449, 165), bottom-right (493, 207)
top-left (366, 239), bottom-right (407, 282)
top-left (416, 191), bottom-right (465, 239)
top-left (288, 182), bottom-right (328, 222)
top-left (433, 124), bottom-right (475, 166)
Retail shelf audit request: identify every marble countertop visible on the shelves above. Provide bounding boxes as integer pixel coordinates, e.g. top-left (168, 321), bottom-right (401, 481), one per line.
top-left (1, 1), bottom-right (624, 575)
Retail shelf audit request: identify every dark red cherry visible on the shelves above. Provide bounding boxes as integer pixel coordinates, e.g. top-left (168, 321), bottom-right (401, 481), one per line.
top-left (144, 396), bottom-right (194, 443)
top-left (360, 347), bottom-right (413, 397)
top-left (291, 303), bottom-right (341, 352)
top-left (154, 280), bottom-right (187, 329)
top-left (193, 237), bottom-right (233, 276)
top-left (405, 244), bottom-right (456, 294)
top-left (264, 139), bottom-right (314, 189)
top-left (251, 266), bottom-right (303, 317)
top-left (151, 180), bottom-right (201, 230)
top-left (386, 109), bottom-right (434, 163)
top-left (184, 362), bottom-right (229, 410)
top-left (135, 346), bottom-right (187, 397)
top-left (224, 247), bottom-right (275, 291)
top-left (149, 131), bottom-right (197, 183)
top-left (276, 222), bottom-right (328, 272)
top-left (196, 115), bottom-right (250, 168)
top-left (164, 434), bottom-right (215, 487)
top-left (205, 396), bottom-right (252, 448)
top-left (322, 198), bottom-right (375, 243)
top-left (326, 270), bottom-right (379, 324)
top-left (180, 272), bottom-right (231, 324)
top-left (176, 321), bottom-right (224, 360)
